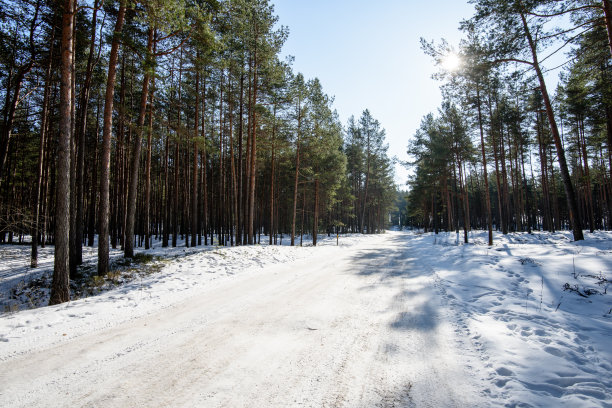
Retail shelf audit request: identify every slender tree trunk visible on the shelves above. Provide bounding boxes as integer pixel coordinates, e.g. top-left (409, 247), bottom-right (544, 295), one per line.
top-left (218, 69), bottom-right (225, 245)
top-left (144, 32), bottom-right (157, 250)
top-left (313, 178), bottom-right (319, 246)
top-left (74, 0), bottom-right (99, 270)
top-left (31, 28), bottom-right (55, 268)
top-left (476, 84), bottom-right (493, 245)
top-left (492, 127), bottom-right (504, 233)
top-left (578, 118), bottom-right (595, 233)
top-left (162, 123), bottom-right (170, 247)
top-left (237, 71), bottom-right (244, 245)
top-left (173, 53), bottom-right (183, 248)
top-left (68, 7), bottom-right (78, 277)
top-left (50, 0), bottom-right (75, 305)
top-left (444, 174), bottom-right (453, 230)
top-left (269, 141), bottom-right (275, 246)
top-left (191, 66), bottom-right (199, 247)
top-left (290, 97), bottom-right (302, 246)
top-left (42, 89), bottom-right (57, 248)
top-left (202, 76), bottom-right (208, 245)
top-left (144, 66), bottom-right (155, 249)
top-left (229, 77), bottom-right (238, 247)
top-left (500, 126), bottom-right (511, 232)
top-left (248, 47), bottom-right (258, 245)
top-left (98, 0), bottom-right (126, 276)
top-left (520, 11), bottom-right (584, 240)
top-left (87, 103), bottom-right (99, 247)
top-left (125, 28), bottom-right (154, 258)
top-left (361, 132), bottom-right (371, 234)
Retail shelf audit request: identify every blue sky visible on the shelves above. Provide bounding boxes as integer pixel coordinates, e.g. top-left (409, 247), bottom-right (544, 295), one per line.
top-left (271, 0), bottom-right (475, 186)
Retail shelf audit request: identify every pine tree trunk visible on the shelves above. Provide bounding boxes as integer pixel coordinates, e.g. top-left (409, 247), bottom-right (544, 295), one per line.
top-left (87, 107), bottom-right (99, 247)
top-left (248, 49), bottom-right (258, 245)
top-left (578, 118), bottom-right (595, 233)
top-left (361, 135), bottom-right (371, 234)
top-left (202, 76), bottom-right (208, 246)
top-left (173, 53), bottom-right (182, 248)
top-left (98, 0), bottom-right (126, 276)
top-left (74, 0), bottom-right (99, 269)
top-left (31, 29), bottom-right (55, 268)
top-left (237, 71), bottom-right (244, 245)
top-left (50, 0), bottom-right (75, 305)
top-left (476, 84), bottom-right (493, 245)
top-left (313, 178), bottom-right (319, 246)
top-left (229, 77), bottom-right (238, 247)
top-left (520, 11), bottom-right (584, 240)
top-left (536, 112), bottom-right (553, 231)
top-left (125, 28), bottom-right (154, 258)
top-left (191, 67), bottom-right (199, 247)
top-left (162, 122), bottom-right (170, 247)
top-left (291, 99), bottom-right (301, 246)
top-left (144, 69), bottom-right (154, 249)
top-left (219, 69), bottom-right (225, 246)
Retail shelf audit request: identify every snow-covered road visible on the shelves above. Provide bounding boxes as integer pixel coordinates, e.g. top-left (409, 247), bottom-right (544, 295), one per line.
top-left (0, 233), bottom-right (483, 407)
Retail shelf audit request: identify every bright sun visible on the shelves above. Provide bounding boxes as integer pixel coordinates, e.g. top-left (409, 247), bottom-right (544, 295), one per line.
top-left (441, 53), bottom-right (461, 72)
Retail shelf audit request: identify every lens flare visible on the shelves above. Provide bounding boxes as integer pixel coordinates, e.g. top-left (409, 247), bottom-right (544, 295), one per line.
top-left (441, 53), bottom-right (461, 71)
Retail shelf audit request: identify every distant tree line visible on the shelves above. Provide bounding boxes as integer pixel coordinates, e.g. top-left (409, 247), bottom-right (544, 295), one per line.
top-left (408, 0), bottom-right (612, 245)
top-left (0, 0), bottom-right (395, 304)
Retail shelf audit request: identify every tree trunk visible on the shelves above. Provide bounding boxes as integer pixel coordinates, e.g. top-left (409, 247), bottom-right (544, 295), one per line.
top-left (248, 48), bottom-right (258, 245)
top-left (191, 66), bottom-right (199, 247)
top-left (476, 84), bottom-right (493, 245)
top-left (173, 53), bottom-right (182, 248)
top-left (237, 71), bottom-right (244, 245)
top-left (291, 98), bottom-right (302, 246)
top-left (87, 103), bottom-right (100, 247)
top-left (125, 27), bottom-right (154, 258)
top-left (74, 0), bottom-right (99, 270)
top-left (144, 68), bottom-right (155, 249)
top-left (313, 178), bottom-right (319, 246)
top-left (98, 0), bottom-right (126, 275)
top-left (31, 28), bottom-right (55, 268)
top-left (578, 117), bottom-right (595, 233)
top-left (520, 11), bottom-right (584, 240)
top-left (202, 76), bottom-right (208, 245)
top-left (361, 132), bottom-right (371, 234)
top-left (229, 77), bottom-right (238, 247)
top-left (50, 0), bottom-right (75, 305)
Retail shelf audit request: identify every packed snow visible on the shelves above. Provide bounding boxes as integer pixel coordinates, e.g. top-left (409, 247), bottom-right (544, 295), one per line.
top-left (0, 230), bottom-right (610, 407)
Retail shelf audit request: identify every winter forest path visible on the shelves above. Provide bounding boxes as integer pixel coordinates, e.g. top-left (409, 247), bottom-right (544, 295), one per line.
top-left (0, 232), bottom-right (484, 407)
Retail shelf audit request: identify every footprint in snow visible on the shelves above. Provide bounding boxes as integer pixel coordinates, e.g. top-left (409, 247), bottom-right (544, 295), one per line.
top-left (544, 346), bottom-right (565, 357)
top-left (533, 328), bottom-right (546, 336)
top-left (575, 333), bottom-right (589, 342)
top-left (493, 367), bottom-right (514, 388)
top-left (495, 378), bottom-right (510, 387)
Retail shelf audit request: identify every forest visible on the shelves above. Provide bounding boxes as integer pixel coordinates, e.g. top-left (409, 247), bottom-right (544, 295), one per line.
top-left (2, 2), bottom-right (612, 405)
top-left (407, 0), bottom-right (612, 246)
top-left (0, 0), bottom-right (396, 305)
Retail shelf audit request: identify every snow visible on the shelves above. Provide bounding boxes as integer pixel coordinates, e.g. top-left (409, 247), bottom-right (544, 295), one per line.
top-left (422, 230), bottom-right (612, 407)
top-left (0, 230), bottom-right (611, 407)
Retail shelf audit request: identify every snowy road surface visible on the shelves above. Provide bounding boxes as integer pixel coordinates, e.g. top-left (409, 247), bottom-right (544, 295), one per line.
top-left (0, 233), bottom-right (483, 407)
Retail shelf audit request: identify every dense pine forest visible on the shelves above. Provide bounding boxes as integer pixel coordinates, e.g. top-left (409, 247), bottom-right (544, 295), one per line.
top-left (406, 0), bottom-right (612, 246)
top-left (0, 0), bottom-right (396, 304)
